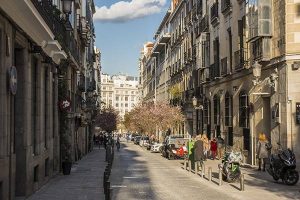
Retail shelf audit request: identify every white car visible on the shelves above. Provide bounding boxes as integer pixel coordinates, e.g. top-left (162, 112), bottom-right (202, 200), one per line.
top-left (139, 136), bottom-right (150, 147)
top-left (150, 143), bottom-right (164, 153)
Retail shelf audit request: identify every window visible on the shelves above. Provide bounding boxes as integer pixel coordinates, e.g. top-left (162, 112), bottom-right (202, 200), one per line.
top-left (44, 68), bottom-right (48, 149)
top-left (131, 91), bottom-right (134, 94)
top-left (32, 57), bottom-right (38, 155)
top-left (225, 92), bottom-right (233, 126)
top-left (239, 91), bottom-right (249, 128)
top-left (125, 103), bottom-right (128, 107)
top-left (109, 93), bottom-right (112, 97)
top-left (45, 158), bottom-right (49, 177)
top-left (102, 86), bottom-right (106, 90)
top-left (203, 98), bottom-right (210, 125)
top-left (121, 103), bottom-right (123, 107)
top-left (116, 103), bottom-right (119, 107)
top-left (131, 96), bottom-right (135, 101)
top-left (125, 96), bottom-right (128, 101)
top-left (116, 96), bottom-right (119, 101)
top-left (34, 165), bottom-right (39, 182)
top-left (213, 95), bottom-right (220, 125)
top-left (109, 100), bottom-right (112, 105)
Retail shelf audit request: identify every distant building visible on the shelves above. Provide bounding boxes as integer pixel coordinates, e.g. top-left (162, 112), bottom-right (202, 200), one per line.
top-left (101, 74), bottom-right (139, 119)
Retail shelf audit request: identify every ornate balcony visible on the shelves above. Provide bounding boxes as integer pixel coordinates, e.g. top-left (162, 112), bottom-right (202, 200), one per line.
top-left (234, 48), bottom-right (247, 71)
top-left (31, 0), bottom-right (81, 65)
top-left (210, 3), bottom-right (219, 26)
top-left (200, 15), bottom-right (209, 32)
top-left (221, 0), bottom-right (232, 16)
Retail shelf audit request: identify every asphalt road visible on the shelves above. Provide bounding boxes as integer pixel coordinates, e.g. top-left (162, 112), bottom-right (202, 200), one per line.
top-left (110, 142), bottom-right (235, 200)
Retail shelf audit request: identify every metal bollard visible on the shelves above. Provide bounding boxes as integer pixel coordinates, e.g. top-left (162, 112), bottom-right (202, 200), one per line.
top-left (184, 160), bottom-right (188, 170)
top-left (240, 173), bottom-right (245, 191)
top-left (105, 181), bottom-right (110, 200)
top-left (208, 167), bottom-right (212, 181)
top-left (218, 168), bottom-right (222, 186)
top-left (188, 160), bottom-right (192, 172)
top-left (195, 161), bottom-right (199, 174)
top-left (201, 164), bottom-right (205, 178)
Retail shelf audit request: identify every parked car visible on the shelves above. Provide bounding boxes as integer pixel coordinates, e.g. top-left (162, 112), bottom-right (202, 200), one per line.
top-left (139, 136), bottom-right (150, 147)
top-left (150, 143), bottom-right (164, 153)
top-left (131, 133), bottom-right (139, 141)
top-left (134, 136), bottom-right (141, 145)
top-left (161, 136), bottom-right (189, 159)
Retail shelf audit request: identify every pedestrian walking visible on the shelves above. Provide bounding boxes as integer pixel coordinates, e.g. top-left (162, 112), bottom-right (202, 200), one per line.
top-left (202, 134), bottom-right (209, 160)
top-left (217, 135), bottom-right (225, 160)
top-left (194, 135), bottom-right (205, 168)
top-left (210, 137), bottom-right (217, 160)
top-left (257, 133), bottom-right (271, 171)
top-left (103, 134), bottom-right (108, 149)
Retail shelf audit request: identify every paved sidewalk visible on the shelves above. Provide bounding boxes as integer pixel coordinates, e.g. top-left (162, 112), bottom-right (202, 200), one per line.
top-left (26, 148), bottom-right (107, 200)
top-left (179, 158), bottom-right (300, 200)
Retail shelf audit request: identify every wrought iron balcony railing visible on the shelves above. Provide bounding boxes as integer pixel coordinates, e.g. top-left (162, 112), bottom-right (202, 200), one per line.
top-left (31, 0), bottom-right (81, 65)
top-left (210, 3), bottom-right (219, 25)
top-left (221, 0), bottom-right (232, 15)
top-left (200, 15), bottom-right (209, 32)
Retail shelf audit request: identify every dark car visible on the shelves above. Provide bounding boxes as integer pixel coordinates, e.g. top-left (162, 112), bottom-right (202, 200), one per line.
top-left (134, 136), bottom-right (141, 145)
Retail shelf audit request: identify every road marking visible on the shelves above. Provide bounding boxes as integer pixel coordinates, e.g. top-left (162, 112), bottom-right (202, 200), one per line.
top-left (123, 176), bottom-right (140, 179)
top-left (111, 185), bottom-right (127, 188)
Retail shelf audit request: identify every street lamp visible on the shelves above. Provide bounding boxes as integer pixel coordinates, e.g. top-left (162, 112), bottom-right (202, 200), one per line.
top-left (62, 0), bottom-right (74, 31)
top-left (192, 96), bottom-right (203, 110)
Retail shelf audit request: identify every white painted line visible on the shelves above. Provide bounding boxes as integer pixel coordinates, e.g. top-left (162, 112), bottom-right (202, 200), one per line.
top-left (123, 176), bottom-right (140, 179)
top-left (138, 192), bottom-right (147, 194)
top-left (111, 185), bottom-right (127, 188)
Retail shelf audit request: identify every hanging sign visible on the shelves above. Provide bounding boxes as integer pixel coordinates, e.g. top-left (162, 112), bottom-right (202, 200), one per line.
top-left (296, 103), bottom-right (300, 124)
top-left (9, 66), bottom-right (17, 95)
top-left (59, 98), bottom-right (71, 112)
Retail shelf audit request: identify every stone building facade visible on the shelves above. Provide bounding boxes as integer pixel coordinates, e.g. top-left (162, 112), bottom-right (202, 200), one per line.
top-left (141, 0), bottom-right (300, 164)
top-left (0, 0), bottom-right (98, 199)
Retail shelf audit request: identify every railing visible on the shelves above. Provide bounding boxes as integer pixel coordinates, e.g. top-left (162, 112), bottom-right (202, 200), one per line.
top-left (234, 48), bottom-right (247, 70)
top-left (87, 79), bottom-right (96, 92)
top-left (77, 74), bottom-right (85, 92)
top-left (221, 57), bottom-right (228, 76)
top-left (221, 0), bottom-right (232, 14)
top-left (200, 15), bottom-right (209, 32)
top-left (210, 3), bottom-right (219, 24)
top-left (31, 0), bottom-right (81, 65)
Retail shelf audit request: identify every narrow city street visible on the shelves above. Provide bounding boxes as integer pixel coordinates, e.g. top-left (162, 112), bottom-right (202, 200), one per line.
top-left (25, 140), bottom-right (300, 200)
top-left (111, 141), bottom-right (300, 200)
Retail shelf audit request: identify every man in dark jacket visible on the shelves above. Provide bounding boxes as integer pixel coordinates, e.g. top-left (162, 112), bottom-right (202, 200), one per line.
top-left (194, 135), bottom-right (204, 173)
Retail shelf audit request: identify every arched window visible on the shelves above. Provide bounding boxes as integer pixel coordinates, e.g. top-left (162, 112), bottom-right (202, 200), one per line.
top-left (239, 91), bottom-right (249, 128)
top-left (225, 92), bottom-right (233, 126)
top-left (203, 98), bottom-right (210, 125)
top-left (213, 95), bottom-right (220, 125)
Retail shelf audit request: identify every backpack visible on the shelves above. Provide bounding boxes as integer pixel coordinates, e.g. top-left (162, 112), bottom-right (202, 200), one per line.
top-left (265, 143), bottom-right (272, 150)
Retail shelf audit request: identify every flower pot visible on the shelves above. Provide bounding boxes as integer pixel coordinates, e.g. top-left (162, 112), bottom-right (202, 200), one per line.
top-left (62, 161), bottom-right (72, 175)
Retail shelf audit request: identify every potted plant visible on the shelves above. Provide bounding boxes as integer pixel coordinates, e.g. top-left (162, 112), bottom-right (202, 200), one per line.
top-left (61, 142), bottom-right (72, 175)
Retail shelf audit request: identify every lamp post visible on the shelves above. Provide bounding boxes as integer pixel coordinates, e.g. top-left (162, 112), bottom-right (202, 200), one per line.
top-left (62, 0), bottom-right (74, 31)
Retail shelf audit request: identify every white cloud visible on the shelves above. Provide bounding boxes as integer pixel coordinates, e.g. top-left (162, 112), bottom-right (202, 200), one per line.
top-left (94, 0), bottom-right (167, 23)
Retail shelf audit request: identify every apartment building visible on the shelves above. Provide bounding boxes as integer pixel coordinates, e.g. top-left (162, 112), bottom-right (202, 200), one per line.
top-left (101, 74), bottom-right (139, 119)
top-left (0, 0), bottom-right (98, 199)
top-left (141, 0), bottom-right (300, 164)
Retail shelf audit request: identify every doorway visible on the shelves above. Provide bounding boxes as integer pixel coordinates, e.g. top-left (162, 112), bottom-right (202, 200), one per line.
top-left (262, 97), bottom-right (271, 140)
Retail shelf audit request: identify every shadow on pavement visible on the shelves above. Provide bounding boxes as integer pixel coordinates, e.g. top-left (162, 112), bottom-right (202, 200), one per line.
top-left (110, 142), bottom-right (160, 200)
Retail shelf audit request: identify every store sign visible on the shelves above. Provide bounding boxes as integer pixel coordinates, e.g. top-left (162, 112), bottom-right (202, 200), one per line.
top-left (9, 66), bottom-right (17, 95)
top-left (59, 99), bottom-right (71, 111)
top-left (296, 103), bottom-right (300, 124)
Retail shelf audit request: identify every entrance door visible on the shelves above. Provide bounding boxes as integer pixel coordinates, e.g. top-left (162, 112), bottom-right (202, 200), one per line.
top-left (262, 97), bottom-right (271, 140)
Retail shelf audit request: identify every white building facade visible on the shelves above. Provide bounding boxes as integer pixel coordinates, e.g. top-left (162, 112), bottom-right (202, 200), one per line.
top-left (101, 74), bottom-right (139, 119)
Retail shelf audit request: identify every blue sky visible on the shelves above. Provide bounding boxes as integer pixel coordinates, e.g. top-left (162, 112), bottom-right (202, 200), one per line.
top-left (93, 0), bottom-right (169, 76)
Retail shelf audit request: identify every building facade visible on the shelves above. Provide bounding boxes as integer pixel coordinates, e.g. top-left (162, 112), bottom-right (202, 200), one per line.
top-left (141, 0), bottom-right (300, 165)
top-left (101, 74), bottom-right (139, 120)
top-left (0, 0), bottom-right (98, 199)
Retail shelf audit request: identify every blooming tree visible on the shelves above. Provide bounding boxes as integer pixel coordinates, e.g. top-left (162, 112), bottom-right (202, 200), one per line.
top-left (95, 107), bottom-right (118, 133)
top-left (124, 101), bottom-right (184, 135)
